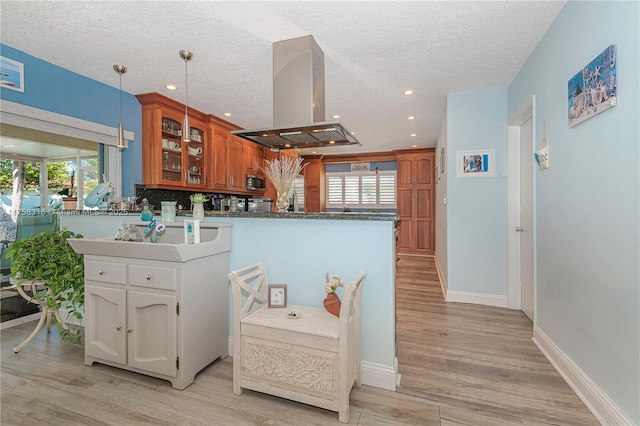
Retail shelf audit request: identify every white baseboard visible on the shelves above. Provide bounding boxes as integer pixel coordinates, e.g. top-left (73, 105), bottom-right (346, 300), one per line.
top-left (533, 326), bottom-right (633, 425)
top-left (434, 252), bottom-right (447, 298)
top-left (360, 361), bottom-right (397, 391)
top-left (227, 337), bottom-right (397, 391)
top-left (445, 290), bottom-right (508, 308)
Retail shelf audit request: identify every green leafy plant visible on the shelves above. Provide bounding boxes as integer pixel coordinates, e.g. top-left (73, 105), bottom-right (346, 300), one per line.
top-left (5, 229), bottom-right (85, 342)
top-left (189, 193), bottom-right (209, 204)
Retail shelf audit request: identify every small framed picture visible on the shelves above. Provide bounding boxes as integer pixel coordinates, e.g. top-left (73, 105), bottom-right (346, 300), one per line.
top-left (0, 56), bottom-right (24, 92)
top-left (456, 149), bottom-right (495, 178)
top-left (268, 284), bottom-right (287, 308)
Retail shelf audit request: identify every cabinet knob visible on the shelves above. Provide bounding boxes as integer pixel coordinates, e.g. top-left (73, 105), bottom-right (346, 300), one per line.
top-left (145, 274), bottom-right (151, 281)
top-left (116, 326), bottom-right (122, 331)
top-left (98, 270), bottom-right (104, 275)
top-left (127, 328), bottom-right (133, 333)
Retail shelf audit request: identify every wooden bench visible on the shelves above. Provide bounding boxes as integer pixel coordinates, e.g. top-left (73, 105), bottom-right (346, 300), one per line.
top-left (228, 262), bottom-right (366, 423)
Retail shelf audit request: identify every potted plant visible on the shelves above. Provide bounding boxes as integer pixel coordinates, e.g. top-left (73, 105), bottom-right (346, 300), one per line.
top-left (189, 193), bottom-right (209, 221)
top-left (58, 188), bottom-right (77, 210)
top-left (5, 228), bottom-right (85, 342)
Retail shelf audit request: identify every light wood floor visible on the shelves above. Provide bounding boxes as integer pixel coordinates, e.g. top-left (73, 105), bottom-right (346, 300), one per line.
top-left (0, 256), bottom-right (599, 425)
top-left (395, 254), bottom-right (599, 425)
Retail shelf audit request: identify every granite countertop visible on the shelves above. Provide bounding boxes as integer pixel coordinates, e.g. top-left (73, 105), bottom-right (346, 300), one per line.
top-left (63, 210), bottom-right (398, 221)
top-left (196, 211), bottom-right (399, 221)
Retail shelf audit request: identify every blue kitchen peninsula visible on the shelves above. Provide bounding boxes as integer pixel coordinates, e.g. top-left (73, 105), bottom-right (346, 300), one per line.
top-left (60, 212), bottom-right (398, 391)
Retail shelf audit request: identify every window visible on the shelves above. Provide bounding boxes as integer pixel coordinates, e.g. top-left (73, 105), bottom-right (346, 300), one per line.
top-left (1, 153), bottom-right (99, 214)
top-left (326, 171), bottom-right (396, 209)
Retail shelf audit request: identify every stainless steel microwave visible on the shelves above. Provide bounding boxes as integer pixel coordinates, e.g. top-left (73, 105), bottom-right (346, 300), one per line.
top-left (246, 175), bottom-right (266, 191)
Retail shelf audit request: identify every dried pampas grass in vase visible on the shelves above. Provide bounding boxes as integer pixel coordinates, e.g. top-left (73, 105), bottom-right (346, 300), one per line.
top-left (261, 156), bottom-right (307, 212)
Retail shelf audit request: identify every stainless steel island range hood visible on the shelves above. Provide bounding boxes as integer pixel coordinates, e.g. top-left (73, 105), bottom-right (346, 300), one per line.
top-left (232, 36), bottom-right (361, 150)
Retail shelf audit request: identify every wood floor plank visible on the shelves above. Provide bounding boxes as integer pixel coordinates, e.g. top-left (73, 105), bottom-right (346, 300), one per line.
top-left (0, 254), bottom-right (599, 425)
top-left (394, 254), bottom-right (599, 426)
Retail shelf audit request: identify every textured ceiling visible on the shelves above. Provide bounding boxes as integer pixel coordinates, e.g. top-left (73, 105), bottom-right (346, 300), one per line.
top-left (0, 1), bottom-right (566, 155)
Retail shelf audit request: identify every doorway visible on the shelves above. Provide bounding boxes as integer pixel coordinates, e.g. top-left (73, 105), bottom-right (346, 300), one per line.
top-left (507, 100), bottom-right (535, 322)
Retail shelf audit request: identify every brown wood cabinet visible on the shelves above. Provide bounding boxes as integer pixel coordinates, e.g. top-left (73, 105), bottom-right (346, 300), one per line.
top-left (137, 93), bottom-right (208, 190)
top-left (396, 149), bottom-right (435, 255)
top-left (207, 115), bottom-right (244, 193)
top-left (138, 92), bottom-right (270, 196)
top-left (243, 141), bottom-right (268, 181)
top-left (303, 156), bottom-right (325, 213)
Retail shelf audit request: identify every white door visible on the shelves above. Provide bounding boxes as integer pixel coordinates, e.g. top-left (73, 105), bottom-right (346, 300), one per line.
top-left (519, 118), bottom-right (534, 321)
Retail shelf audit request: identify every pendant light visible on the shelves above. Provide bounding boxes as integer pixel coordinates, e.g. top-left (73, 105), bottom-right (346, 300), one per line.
top-left (179, 50), bottom-right (193, 143)
top-left (113, 64), bottom-right (128, 149)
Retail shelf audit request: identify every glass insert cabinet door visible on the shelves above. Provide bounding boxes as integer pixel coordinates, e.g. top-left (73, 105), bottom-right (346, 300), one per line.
top-left (161, 118), bottom-right (183, 183)
top-left (186, 127), bottom-right (204, 185)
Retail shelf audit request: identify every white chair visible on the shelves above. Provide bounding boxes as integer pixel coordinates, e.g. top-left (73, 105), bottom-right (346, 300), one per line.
top-left (228, 262), bottom-right (366, 423)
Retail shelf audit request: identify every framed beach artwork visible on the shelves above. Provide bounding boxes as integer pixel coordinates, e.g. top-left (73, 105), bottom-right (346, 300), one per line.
top-left (568, 44), bottom-right (617, 128)
top-left (456, 149), bottom-right (495, 178)
top-left (0, 56), bottom-right (24, 92)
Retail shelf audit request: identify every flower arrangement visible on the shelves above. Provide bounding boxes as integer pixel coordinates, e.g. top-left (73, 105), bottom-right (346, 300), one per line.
top-left (189, 193), bottom-right (209, 204)
top-left (261, 156), bottom-right (307, 212)
top-left (325, 273), bottom-right (344, 294)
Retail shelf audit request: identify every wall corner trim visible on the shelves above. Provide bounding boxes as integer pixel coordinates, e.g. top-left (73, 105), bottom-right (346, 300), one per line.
top-left (532, 326), bottom-right (633, 425)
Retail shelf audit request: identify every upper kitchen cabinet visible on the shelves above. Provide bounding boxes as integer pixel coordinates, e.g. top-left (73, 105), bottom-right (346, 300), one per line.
top-left (396, 149), bottom-right (435, 255)
top-left (136, 93), bottom-right (208, 190)
top-left (207, 114), bottom-right (245, 193)
top-left (243, 140), bottom-right (267, 178)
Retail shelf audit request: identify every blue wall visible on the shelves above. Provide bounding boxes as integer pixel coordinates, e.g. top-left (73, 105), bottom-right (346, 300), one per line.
top-left (509, 1), bottom-right (639, 422)
top-left (446, 88), bottom-right (508, 297)
top-left (0, 44), bottom-right (143, 196)
top-left (61, 215), bottom-right (398, 381)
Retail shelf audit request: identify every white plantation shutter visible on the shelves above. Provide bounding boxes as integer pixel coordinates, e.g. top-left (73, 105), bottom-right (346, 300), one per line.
top-left (379, 174), bottom-right (396, 205)
top-left (344, 175), bottom-right (360, 204)
top-left (361, 175), bottom-right (377, 205)
top-left (325, 171), bottom-right (396, 208)
top-left (328, 175), bottom-right (343, 204)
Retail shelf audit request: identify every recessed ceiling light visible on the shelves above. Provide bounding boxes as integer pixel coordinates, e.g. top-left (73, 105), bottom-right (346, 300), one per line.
top-left (166, 84), bottom-right (177, 90)
top-left (329, 140), bottom-right (335, 144)
top-left (312, 151), bottom-right (317, 154)
top-left (407, 116), bottom-right (415, 120)
top-left (332, 114), bottom-right (340, 119)
top-left (412, 144), bottom-right (418, 148)
top-left (403, 89), bottom-right (414, 96)
top-left (224, 112), bottom-right (232, 117)
top-left (410, 133), bottom-right (416, 137)
top-left (285, 143), bottom-right (291, 148)
top-left (350, 131), bottom-right (355, 135)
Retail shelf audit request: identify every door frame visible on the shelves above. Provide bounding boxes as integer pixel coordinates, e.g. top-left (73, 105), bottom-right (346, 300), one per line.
top-left (506, 96), bottom-right (536, 317)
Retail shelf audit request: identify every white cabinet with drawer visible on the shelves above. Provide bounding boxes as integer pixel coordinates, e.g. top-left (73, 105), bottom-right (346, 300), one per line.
top-left (84, 254), bottom-right (229, 389)
top-left (70, 222), bottom-right (233, 390)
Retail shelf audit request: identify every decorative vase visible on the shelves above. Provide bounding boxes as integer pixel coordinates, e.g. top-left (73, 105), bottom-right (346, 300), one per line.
top-left (323, 292), bottom-right (341, 317)
top-left (275, 191), bottom-right (289, 213)
top-left (192, 203), bottom-right (204, 221)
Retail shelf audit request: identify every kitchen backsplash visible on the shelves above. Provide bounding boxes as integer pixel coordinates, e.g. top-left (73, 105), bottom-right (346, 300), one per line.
top-left (135, 185), bottom-right (247, 211)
